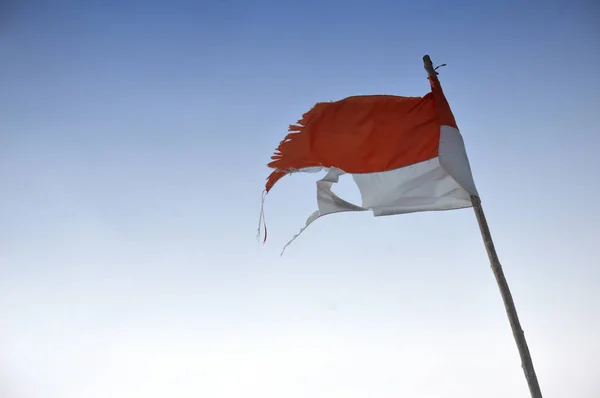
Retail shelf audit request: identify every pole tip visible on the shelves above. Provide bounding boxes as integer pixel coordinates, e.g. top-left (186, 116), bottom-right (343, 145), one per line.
top-left (423, 55), bottom-right (436, 78)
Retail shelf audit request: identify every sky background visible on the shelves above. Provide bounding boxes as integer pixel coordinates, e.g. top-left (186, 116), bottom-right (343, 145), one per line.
top-left (1, 1), bottom-right (599, 397)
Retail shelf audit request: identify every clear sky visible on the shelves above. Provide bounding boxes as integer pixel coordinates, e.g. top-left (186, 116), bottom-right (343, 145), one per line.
top-left (1, 1), bottom-right (599, 397)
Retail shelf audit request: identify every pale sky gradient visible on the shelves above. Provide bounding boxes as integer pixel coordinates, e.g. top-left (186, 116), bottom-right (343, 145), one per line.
top-left (1, 1), bottom-right (599, 397)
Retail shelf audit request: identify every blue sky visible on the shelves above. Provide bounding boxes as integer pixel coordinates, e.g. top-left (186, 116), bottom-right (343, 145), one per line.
top-left (1, 1), bottom-right (599, 397)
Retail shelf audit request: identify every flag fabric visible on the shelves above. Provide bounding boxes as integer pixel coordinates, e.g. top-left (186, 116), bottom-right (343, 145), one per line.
top-left (261, 74), bottom-right (478, 253)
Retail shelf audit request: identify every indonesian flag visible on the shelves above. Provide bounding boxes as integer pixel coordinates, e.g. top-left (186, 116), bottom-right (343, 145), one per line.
top-left (262, 71), bottom-right (479, 253)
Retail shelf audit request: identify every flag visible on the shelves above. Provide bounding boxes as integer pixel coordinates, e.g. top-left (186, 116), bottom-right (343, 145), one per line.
top-left (261, 73), bottom-right (479, 253)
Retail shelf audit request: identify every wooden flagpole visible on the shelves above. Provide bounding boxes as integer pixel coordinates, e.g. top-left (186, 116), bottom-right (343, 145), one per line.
top-left (422, 55), bottom-right (543, 398)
